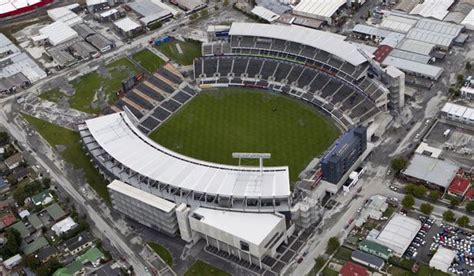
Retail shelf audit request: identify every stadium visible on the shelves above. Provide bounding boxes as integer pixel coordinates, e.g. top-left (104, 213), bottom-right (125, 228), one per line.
top-left (79, 22), bottom-right (389, 270)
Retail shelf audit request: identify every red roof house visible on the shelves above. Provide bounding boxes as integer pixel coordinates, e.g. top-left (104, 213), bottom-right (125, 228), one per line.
top-left (339, 261), bottom-right (369, 276)
top-left (0, 212), bottom-right (16, 229)
top-left (465, 187), bottom-right (474, 201)
top-left (447, 176), bottom-right (470, 197)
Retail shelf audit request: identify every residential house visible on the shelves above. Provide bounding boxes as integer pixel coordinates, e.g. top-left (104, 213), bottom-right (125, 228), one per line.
top-left (4, 153), bottom-right (23, 170)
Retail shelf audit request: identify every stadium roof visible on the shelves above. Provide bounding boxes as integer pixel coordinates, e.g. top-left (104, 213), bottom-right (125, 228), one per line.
top-left (0, 0), bottom-right (43, 14)
top-left (108, 180), bottom-right (176, 212)
top-left (429, 247), bottom-right (456, 272)
top-left (402, 154), bottom-right (459, 188)
top-left (375, 213), bottom-right (421, 256)
top-left (409, 0), bottom-right (454, 20)
top-left (113, 17), bottom-right (141, 32)
top-left (85, 112), bottom-right (290, 198)
top-left (382, 56), bottom-right (443, 80)
top-left (229, 23), bottom-right (370, 66)
top-left (251, 6), bottom-right (280, 22)
top-left (39, 21), bottom-right (78, 46)
top-left (293, 0), bottom-right (345, 20)
top-left (192, 207), bottom-right (283, 246)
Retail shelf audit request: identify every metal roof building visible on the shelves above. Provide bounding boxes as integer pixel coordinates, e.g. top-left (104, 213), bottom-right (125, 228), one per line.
top-left (39, 21), bottom-right (79, 46)
top-left (113, 17), bottom-right (142, 32)
top-left (229, 23), bottom-right (370, 66)
top-left (251, 6), bottom-right (280, 22)
top-left (351, 250), bottom-right (385, 270)
top-left (402, 154), bottom-right (459, 189)
top-left (0, 52), bottom-right (47, 83)
top-left (409, 0), bottom-right (454, 20)
top-left (375, 213), bottom-right (421, 256)
top-left (382, 56), bottom-right (443, 80)
top-left (47, 5), bottom-right (82, 26)
top-left (128, 0), bottom-right (172, 25)
top-left (429, 247), bottom-right (456, 272)
top-left (461, 9), bottom-right (474, 30)
top-left (441, 102), bottom-right (474, 125)
top-left (80, 112), bottom-right (291, 211)
top-left (292, 0), bottom-right (346, 24)
top-left (397, 39), bottom-right (434, 55)
top-left (380, 13), bottom-right (418, 33)
top-left (388, 49), bottom-right (431, 64)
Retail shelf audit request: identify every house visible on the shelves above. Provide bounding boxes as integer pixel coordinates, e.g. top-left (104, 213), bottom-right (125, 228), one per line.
top-left (9, 221), bottom-right (30, 238)
top-left (46, 203), bottom-right (67, 222)
top-left (3, 254), bottom-right (22, 270)
top-left (95, 263), bottom-right (121, 276)
top-left (4, 153), bottom-right (23, 170)
top-left (339, 261), bottom-right (369, 276)
top-left (77, 247), bottom-right (105, 267)
top-left (21, 236), bottom-right (49, 255)
top-left (0, 212), bottom-right (16, 230)
top-left (27, 214), bottom-right (44, 231)
top-left (31, 190), bottom-right (53, 206)
top-left (0, 177), bottom-right (10, 194)
top-left (35, 246), bottom-right (59, 264)
top-left (10, 167), bottom-right (30, 182)
top-left (359, 239), bottom-right (392, 260)
top-left (18, 209), bottom-right (30, 219)
top-left (52, 217), bottom-right (77, 236)
top-left (465, 188), bottom-right (474, 201)
top-left (447, 176), bottom-right (471, 198)
top-left (53, 260), bottom-right (84, 276)
top-left (63, 232), bottom-right (94, 256)
top-left (351, 250), bottom-right (384, 270)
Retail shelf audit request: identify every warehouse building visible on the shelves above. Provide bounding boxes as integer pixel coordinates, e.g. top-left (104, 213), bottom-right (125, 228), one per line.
top-left (108, 180), bottom-right (179, 235)
top-left (251, 6), bottom-right (280, 23)
top-left (170, 0), bottom-right (206, 13)
top-left (113, 17), bottom-right (144, 38)
top-left (381, 56), bottom-right (443, 80)
top-left (409, 0), bottom-right (454, 21)
top-left (128, 0), bottom-right (172, 27)
top-left (47, 4), bottom-right (82, 26)
top-left (402, 154), bottom-right (459, 191)
top-left (375, 214), bottom-right (421, 257)
top-left (38, 21), bottom-right (79, 46)
top-left (292, 0), bottom-right (364, 25)
top-left (321, 127), bottom-right (367, 184)
top-left (429, 247), bottom-right (456, 273)
top-left (440, 102), bottom-right (474, 127)
top-left (461, 9), bottom-right (474, 30)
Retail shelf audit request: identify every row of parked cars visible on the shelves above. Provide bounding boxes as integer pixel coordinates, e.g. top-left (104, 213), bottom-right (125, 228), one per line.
top-left (434, 224), bottom-right (474, 271)
top-left (404, 215), bottom-right (435, 259)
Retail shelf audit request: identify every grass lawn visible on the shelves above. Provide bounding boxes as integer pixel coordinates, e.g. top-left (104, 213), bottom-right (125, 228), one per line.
top-left (39, 89), bottom-right (65, 103)
top-left (147, 242), bottom-right (173, 267)
top-left (383, 206), bottom-right (396, 218)
top-left (149, 88), bottom-right (340, 182)
top-left (22, 114), bottom-right (110, 203)
top-left (184, 260), bottom-right (229, 276)
top-left (334, 247), bottom-right (353, 262)
top-left (156, 40), bottom-right (201, 65)
top-left (69, 58), bottom-right (138, 113)
top-left (388, 266), bottom-right (411, 276)
top-left (417, 264), bottom-right (449, 276)
top-left (132, 49), bottom-right (165, 73)
top-left (322, 268), bottom-right (338, 276)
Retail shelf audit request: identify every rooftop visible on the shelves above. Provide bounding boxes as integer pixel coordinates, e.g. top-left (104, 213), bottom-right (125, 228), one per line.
top-left (339, 261), bottom-right (369, 276)
top-left (375, 213), bottom-right (421, 255)
top-left (39, 21), bottom-right (78, 46)
top-left (22, 236), bottom-right (49, 255)
top-left (351, 250), bottom-right (384, 268)
top-left (113, 17), bottom-right (141, 32)
top-left (429, 247), bottom-right (456, 272)
top-left (45, 203), bottom-right (67, 221)
top-left (448, 176), bottom-right (470, 195)
top-left (403, 154), bottom-right (459, 188)
top-left (409, 0), bottom-right (454, 20)
top-left (192, 207), bottom-right (283, 246)
top-left (293, 0), bottom-right (346, 19)
top-left (229, 23), bottom-right (370, 66)
top-left (0, 0), bottom-right (44, 14)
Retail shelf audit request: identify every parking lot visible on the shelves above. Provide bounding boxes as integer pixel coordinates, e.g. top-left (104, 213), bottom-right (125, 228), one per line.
top-left (403, 214), bottom-right (474, 275)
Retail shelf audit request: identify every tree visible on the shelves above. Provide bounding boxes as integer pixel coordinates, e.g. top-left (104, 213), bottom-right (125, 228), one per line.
top-left (466, 61), bottom-right (471, 71)
top-left (326, 237), bottom-right (340, 255)
top-left (402, 195), bottom-right (415, 210)
top-left (412, 185), bottom-right (427, 198)
top-left (391, 157), bottom-right (408, 172)
top-left (0, 228), bottom-right (22, 259)
top-left (0, 131), bottom-right (8, 145)
top-left (24, 254), bottom-right (40, 270)
top-left (314, 257), bottom-right (327, 272)
top-left (420, 203), bottom-right (433, 215)
top-left (457, 215), bottom-right (470, 228)
top-left (449, 197), bottom-right (460, 208)
top-left (405, 184), bottom-right (416, 195)
top-left (466, 201), bottom-right (474, 213)
top-left (443, 210), bottom-right (455, 223)
top-left (199, 9), bottom-right (208, 18)
top-left (429, 191), bottom-right (440, 202)
top-left (36, 258), bottom-right (62, 276)
top-left (223, 0), bottom-right (229, 6)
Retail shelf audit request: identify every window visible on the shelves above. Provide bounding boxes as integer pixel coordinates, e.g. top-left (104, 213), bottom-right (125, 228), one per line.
top-left (240, 241), bottom-right (249, 251)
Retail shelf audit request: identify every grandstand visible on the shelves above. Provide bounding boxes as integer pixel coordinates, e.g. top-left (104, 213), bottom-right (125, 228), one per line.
top-left (79, 111), bottom-right (291, 212)
top-left (106, 63), bottom-right (197, 134)
top-left (196, 23), bottom-right (389, 129)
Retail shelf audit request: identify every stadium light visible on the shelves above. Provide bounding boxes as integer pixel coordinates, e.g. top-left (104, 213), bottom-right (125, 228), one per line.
top-left (232, 152), bottom-right (271, 172)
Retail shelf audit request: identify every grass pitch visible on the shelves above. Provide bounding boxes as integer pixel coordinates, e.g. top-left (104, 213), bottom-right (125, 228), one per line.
top-left (132, 49), bottom-right (165, 73)
top-left (149, 88), bottom-right (340, 182)
top-left (156, 40), bottom-right (201, 65)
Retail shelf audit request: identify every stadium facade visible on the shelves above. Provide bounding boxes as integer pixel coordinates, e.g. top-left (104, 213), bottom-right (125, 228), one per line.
top-left (80, 22), bottom-right (391, 269)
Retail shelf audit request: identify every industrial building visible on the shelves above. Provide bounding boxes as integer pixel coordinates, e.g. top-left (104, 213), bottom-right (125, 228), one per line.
top-left (113, 17), bottom-right (143, 38)
top-left (47, 4), bottom-right (83, 26)
top-left (292, 0), bottom-right (365, 25)
top-left (429, 247), bottom-right (456, 273)
top-left (0, 0), bottom-right (52, 18)
top-left (440, 102), bottom-right (474, 127)
top-left (251, 6), bottom-right (280, 23)
top-left (86, 0), bottom-right (112, 12)
top-left (170, 0), bottom-right (206, 13)
top-left (321, 127), bottom-right (367, 184)
top-left (128, 0), bottom-right (172, 27)
top-left (37, 21), bottom-right (79, 46)
top-left (374, 213), bottom-right (422, 257)
top-left (409, 0), bottom-right (454, 21)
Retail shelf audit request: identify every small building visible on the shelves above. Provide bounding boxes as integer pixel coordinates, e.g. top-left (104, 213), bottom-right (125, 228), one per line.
top-left (63, 232), bottom-right (94, 256)
top-left (128, 0), bottom-right (172, 27)
top-left (4, 152), bottom-right (22, 170)
top-left (38, 21), bottom-right (79, 46)
top-left (359, 239), bottom-right (392, 260)
top-left (339, 261), bottom-right (369, 276)
top-left (45, 203), bottom-right (67, 222)
top-left (9, 221), bottom-right (30, 239)
top-left (77, 247), bottom-right (105, 267)
top-left (27, 214), bottom-right (44, 231)
top-left (35, 245), bottom-right (59, 264)
top-left (0, 177), bottom-right (10, 194)
top-left (10, 167), bottom-right (30, 182)
top-left (447, 176), bottom-right (471, 198)
top-left (0, 212), bottom-right (16, 230)
top-left (53, 260), bottom-right (83, 276)
top-left (351, 250), bottom-right (384, 270)
top-left (3, 254), bottom-right (22, 270)
top-left (375, 213), bottom-right (421, 257)
top-left (415, 142), bottom-right (442, 159)
top-left (85, 34), bottom-right (114, 53)
top-left (51, 217), bottom-right (77, 235)
top-left (86, 0), bottom-right (109, 13)
top-left (460, 86), bottom-right (474, 101)
top-left (429, 247), bottom-right (456, 273)
top-left (31, 190), bottom-right (53, 206)
top-left (440, 102), bottom-right (474, 127)
top-left (18, 209), bottom-right (30, 219)
top-left (98, 8), bottom-right (123, 22)
top-left (170, 0), bottom-right (206, 13)
top-left (113, 17), bottom-right (143, 38)
top-left (251, 6), bottom-right (280, 23)
top-left (21, 236), bottom-right (49, 255)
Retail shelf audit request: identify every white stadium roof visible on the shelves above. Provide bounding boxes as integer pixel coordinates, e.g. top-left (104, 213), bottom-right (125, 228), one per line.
top-left (0, 0), bottom-right (43, 14)
top-left (85, 112), bottom-right (290, 198)
top-left (192, 207), bottom-right (283, 246)
top-left (375, 213), bottom-right (421, 256)
top-left (229, 23), bottom-right (370, 66)
top-left (108, 180), bottom-right (176, 212)
top-left (293, 0), bottom-right (346, 20)
top-left (429, 247), bottom-right (456, 272)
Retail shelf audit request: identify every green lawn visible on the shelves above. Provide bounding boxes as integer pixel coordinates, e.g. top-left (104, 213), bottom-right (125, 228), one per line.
top-left (132, 49), bottom-right (165, 73)
top-left (69, 58), bottom-right (138, 113)
top-left (322, 268), bottom-right (338, 276)
top-left (149, 88), bottom-right (340, 182)
top-left (184, 260), bottom-right (230, 276)
top-left (39, 89), bottom-right (65, 103)
top-left (156, 40), bottom-right (201, 65)
top-left (147, 242), bottom-right (173, 267)
top-left (22, 114), bottom-right (110, 203)
top-left (383, 206), bottom-right (396, 218)
top-left (334, 247), bottom-right (353, 262)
